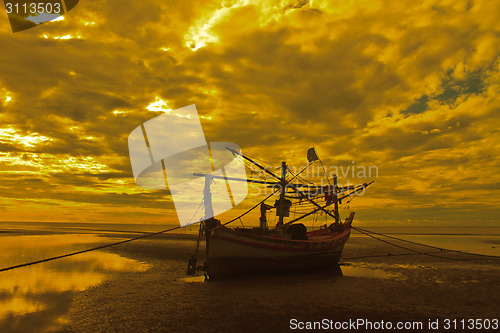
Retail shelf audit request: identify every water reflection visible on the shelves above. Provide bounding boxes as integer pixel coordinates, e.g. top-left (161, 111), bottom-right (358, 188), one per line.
top-left (181, 263), bottom-right (401, 283)
top-left (0, 234), bottom-right (150, 333)
top-left (182, 275), bottom-right (206, 283)
top-left (341, 263), bottom-right (403, 279)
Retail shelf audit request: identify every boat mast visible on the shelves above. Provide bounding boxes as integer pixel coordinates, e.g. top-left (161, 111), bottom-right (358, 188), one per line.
top-left (277, 161), bottom-right (287, 226)
top-left (203, 175), bottom-right (214, 220)
top-left (333, 175), bottom-right (339, 223)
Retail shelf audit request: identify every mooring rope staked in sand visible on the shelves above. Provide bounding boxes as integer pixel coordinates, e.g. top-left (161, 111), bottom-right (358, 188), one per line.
top-left (349, 226), bottom-right (500, 261)
top-left (0, 226), bottom-right (181, 273)
top-left (1, 224), bottom-right (499, 273)
top-left (342, 250), bottom-right (454, 260)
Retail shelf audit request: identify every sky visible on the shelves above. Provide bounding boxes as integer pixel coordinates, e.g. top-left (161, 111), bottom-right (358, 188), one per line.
top-left (0, 0), bottom-right (498, 227)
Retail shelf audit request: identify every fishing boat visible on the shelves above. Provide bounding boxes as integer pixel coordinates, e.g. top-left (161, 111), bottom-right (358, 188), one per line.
top-left (187, 147), bottom-right (373, 278)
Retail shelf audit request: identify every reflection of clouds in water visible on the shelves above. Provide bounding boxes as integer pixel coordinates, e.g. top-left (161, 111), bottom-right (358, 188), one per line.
top-left (0, 234), bottom-right (107, 267)
top-left (0, 291), bottom-right (74, 333)
top-left (0, 298), bottom-right (45, 320)
top-left (0, 234), bottom-right (150, 332)
top-left (341, 264), bottom-right (403, 280)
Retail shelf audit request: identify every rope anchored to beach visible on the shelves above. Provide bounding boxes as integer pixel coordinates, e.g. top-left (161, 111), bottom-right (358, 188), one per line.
top-left (0, 226), bottom-right (182, 273)
top-left (346, 227), bottom-right (500, 261)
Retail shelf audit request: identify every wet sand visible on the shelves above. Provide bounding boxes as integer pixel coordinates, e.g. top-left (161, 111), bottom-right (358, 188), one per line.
top-left (63, 233), bottom-right (500, 332)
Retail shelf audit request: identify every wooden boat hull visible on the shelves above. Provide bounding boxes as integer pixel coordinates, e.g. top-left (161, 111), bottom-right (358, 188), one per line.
top-left (207, 223), bottom-right (351, 278)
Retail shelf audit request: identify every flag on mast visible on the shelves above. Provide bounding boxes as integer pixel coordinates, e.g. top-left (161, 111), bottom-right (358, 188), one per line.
top-left (307, 147), bottom-right (319, 163)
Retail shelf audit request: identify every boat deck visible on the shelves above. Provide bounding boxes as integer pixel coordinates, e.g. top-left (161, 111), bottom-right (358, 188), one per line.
top-left (307, 234), bottom-right (337, 241)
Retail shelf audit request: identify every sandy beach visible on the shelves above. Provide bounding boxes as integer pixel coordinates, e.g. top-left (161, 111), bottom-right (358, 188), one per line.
top-left (44, 232), bottom-right (499, 333)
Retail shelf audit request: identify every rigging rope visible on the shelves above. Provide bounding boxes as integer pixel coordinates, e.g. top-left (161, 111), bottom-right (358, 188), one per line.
top-left (239, 156), bottom-right (277, 183)
top-left (343, 249), bottom-right (453, 260)
top-left (185, 198), bottom-right (205, 226)
top-left (350, 226), bottom-right (500, 261)
top-left (286, 166), bottom-right (310, 186)
top-left (315, 147), bottom-right (332, 186)
top-left (221, 189), bottom-right (279, 226)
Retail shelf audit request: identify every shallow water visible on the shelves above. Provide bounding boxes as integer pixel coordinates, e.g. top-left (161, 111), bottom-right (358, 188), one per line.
top-left (0, 233), bottom-right (150, 332)
top-left (182, 275), bottom-right (207, 283)
top-left (341, 263), bottom-right (403, 279)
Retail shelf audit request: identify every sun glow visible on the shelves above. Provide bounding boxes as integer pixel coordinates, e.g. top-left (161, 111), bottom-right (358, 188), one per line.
top-left (146, 97), bottom-right (172, 112)
top-left (184, 0), bottom-right (251, 50)
top-left (1, 87), bottom-right (12, 105)
top-left (41, 34), bottom-right (82, 40)
top-left (184, 0), bottom-right (303, 51)
top-left (0, 128), bottom-right (52, 148)
top-left (113, 110), bottom-right (131, 115)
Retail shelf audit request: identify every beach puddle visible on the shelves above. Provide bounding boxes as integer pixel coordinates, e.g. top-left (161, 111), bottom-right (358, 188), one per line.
top-left (0, 233), bottom-right (150, 332)
top-left (341, 264), bottom-right (403, 279)
top-left (182, 275), bottom-right (206, 283)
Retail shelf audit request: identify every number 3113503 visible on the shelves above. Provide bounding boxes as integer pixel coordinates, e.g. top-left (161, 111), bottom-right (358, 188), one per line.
top-left (5, 2), bottom-right (62, 14)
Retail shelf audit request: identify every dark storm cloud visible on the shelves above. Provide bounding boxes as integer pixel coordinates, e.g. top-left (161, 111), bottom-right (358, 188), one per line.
top-left (187, 27), bottom-right (401, 126)
top-left (2, 184), bottom-right (173, 209)
top-left (0, 172), bottom-right (172, 208)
